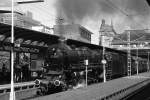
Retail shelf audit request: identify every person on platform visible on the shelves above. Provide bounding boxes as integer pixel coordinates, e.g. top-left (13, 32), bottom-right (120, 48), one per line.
top-left (22, 62), bottom-right (30, 82)
top-left (2, 62), bottom-right (8, 84)
top-left (14, 63), bottom-right (21, 82)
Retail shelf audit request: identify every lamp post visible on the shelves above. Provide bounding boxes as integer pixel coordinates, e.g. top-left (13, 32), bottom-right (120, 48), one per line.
top-left (99, 29), bottom-right (107, 83)
top-left (102, 46), bottom-right (107, 83)
top-left (10, 0), bottom-right (15, 100)
top-left (148, 52), bottom-right (150, 72)
top-left (84, 59), bottom-right (88, 87)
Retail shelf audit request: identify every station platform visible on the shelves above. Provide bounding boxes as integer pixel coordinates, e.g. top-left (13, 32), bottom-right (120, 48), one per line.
top-left (0, 81), bottom-right (38, 100)
top-left (29, 72), bottom-right (150, 100)
top-left (0, 81), bottom-right (35, 90)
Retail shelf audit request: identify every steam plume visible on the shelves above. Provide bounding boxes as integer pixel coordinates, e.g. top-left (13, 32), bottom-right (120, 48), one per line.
top-left (55, 0), bottom-right (150, 33)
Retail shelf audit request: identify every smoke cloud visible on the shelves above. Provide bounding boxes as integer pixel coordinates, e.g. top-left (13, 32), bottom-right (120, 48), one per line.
top-left (55, 0), bottom-right (150, 44)
top-left (55, 0), bottom-right (150, 30)
top-left (0, 0), bottom-right (11, 7)
top-left (55, 0), bottom-right (117, 23)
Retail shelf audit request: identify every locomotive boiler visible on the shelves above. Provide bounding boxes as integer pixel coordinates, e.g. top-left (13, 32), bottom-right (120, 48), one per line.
top-left (45, 41), bottom-right (104, 85)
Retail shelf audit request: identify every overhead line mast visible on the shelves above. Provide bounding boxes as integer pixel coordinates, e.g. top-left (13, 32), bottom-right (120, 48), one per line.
top-left (127, 29), bottom-right (131, 76)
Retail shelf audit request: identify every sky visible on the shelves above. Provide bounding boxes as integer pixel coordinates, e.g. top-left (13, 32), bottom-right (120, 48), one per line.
top-left (0, 0), bottom-right (150, 45)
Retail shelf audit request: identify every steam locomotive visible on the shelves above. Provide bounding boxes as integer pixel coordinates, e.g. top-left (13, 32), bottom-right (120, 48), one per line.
top-left (35, 40), bottom-right (148, 95)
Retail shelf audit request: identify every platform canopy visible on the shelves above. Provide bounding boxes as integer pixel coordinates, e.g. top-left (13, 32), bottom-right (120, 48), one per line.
top-left (0, 22), bottom-right (59, 49)
top-left (0, 22), bottom-right (133, 56)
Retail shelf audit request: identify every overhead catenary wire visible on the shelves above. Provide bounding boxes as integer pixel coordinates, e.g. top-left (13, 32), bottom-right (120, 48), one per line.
top-left (16, 0), bottom-right (149, 29)
top-left (105, 0), bottom-right (130, 17)
top-left (105, 0), bottom-right (147, 30)
top-left (104, 0), bottom-right (150, 43)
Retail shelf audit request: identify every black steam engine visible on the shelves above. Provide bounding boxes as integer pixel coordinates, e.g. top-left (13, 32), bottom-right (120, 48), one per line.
top-left (35, 40), bottom-right (148, 95)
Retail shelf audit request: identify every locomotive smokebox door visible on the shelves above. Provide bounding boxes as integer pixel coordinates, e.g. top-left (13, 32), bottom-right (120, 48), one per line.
top-left (84, 60), bottom-right (89, 66)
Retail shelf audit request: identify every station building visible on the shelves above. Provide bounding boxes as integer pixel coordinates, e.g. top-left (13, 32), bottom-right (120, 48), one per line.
top-left (0, 10), bottom-right (40, 29)
top-left (53, 24), bottom-right (93, 43)
top-left (0, 9), bottom-right (53, 34)
top-left (99, 19), bottom-right (117, 47)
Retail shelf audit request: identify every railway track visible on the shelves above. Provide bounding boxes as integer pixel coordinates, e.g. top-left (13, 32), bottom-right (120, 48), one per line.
top-left (124, 83), bottom-right (150, 100)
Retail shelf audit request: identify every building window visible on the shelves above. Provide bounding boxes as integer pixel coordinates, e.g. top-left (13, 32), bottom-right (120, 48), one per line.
top-left (80, 30), bottom-right (91, 41)
top-left (0, 18), bottom-right (4, 22)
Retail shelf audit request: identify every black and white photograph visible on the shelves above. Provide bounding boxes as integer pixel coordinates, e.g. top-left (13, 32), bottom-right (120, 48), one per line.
top-left (0, 0), bottom-right (150, 100)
